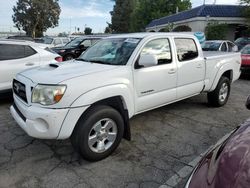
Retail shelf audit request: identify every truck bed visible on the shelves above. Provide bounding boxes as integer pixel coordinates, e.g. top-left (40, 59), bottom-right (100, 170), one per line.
top-left (203, 51), bottom-right (241, 92)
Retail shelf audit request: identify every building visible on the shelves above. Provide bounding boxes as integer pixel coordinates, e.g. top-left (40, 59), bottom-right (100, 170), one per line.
top-left (146, 4), bottom-right (248, 41)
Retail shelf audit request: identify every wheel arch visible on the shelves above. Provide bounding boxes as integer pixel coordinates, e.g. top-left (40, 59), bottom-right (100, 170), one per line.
top-left (210, 67), bottom-right (233, 91)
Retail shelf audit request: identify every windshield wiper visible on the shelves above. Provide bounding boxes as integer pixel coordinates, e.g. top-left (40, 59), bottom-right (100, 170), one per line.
top-left (88, 60), bottom-right (112, 65)
top-left (75, 58), bottom-right (89, 62)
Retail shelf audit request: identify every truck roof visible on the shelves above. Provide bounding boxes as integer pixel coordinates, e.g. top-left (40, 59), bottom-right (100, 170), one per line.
top-left (106, 32), bottom-right (195, 39)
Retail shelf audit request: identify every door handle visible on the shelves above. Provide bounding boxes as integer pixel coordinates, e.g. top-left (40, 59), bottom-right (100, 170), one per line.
top-left (168, 69), bottom-right (176, 74)
top-left (25, 63), bottom-right (35, 66)
top-left (196, 64), bottom-right (202, 68)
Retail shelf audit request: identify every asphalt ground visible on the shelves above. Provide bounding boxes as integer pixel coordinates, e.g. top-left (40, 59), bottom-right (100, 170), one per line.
top-left (0, 77), bottom-right (249, 188)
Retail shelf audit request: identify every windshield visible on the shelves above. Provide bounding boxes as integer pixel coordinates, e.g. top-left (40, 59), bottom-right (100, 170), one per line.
top-left (77, 38), bottom-right (141, 65)
top-left (65, 37), bottom-right (83, 47)
top-left (235, 37), bottom-right (250, 43)
top-left (202, 41), bottom-right (221, 51)
top-left (43, 38), bottom-right (53, 44)
top-left (241, 45), bottom-right (250, 54)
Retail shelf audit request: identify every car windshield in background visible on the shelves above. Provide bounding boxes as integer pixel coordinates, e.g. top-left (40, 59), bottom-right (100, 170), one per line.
top-left (202, 42), bottom-right (221, 51)
top-left (65, 38), bottom-right (83, 47)
top-left (43, 38), bottom-right (53, 44)
top-left (77, 38), bottom-right (141, 65)
top-left (241, 45), bottom-right (250, 54)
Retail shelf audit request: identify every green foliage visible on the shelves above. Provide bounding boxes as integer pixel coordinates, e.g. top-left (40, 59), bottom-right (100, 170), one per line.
top-left (84, 27), bottom-right (93, 35)
top-left (173, 25), bottom-right (192, 32)
top-left (104, 27), bottom-right (112, 33)
top-left (241, 0), bottom-right (250, 25)
top-left (111, 0), bottom-right (137, 33)
top-left (110, 0), bottom-right (191, 33)
top-left (205, 22), bottom-right (228, 40)
top-left (12, 0), bottom-right (60, 38)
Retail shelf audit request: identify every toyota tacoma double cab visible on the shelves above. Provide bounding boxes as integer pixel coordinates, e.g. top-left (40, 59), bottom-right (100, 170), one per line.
top-left (10, 33), bottom-right (241, 161)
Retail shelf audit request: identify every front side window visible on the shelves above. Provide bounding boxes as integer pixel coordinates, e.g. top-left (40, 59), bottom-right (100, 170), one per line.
top-left (0, 44), bottom-right (25, 60)
top-left (81, 40), bottom-right (91, 47)
top-left (54, 39), bottom-right (61, 45)
top-left (140, 38), bottom-right (172, 65)
top-left (78, 38), bottom-right (140, 65)
top-left (175, 38), bottom-right (198, 61)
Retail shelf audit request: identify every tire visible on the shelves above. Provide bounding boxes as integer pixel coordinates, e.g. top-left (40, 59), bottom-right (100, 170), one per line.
top-left (207, 76), bottom-right (231, 107)
top-left (70, 105), bottom-right (124, 161)
top-left (64, 54), bottom-right (74, 61)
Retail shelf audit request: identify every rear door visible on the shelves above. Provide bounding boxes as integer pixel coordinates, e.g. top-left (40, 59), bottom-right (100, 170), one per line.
top-left (174, 38), bottom-right (205, 99)
top-left (0, 44), bottom-right (39, 90)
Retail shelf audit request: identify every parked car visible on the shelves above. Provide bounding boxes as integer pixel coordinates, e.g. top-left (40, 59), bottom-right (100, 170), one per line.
top-left (235, 37), bottom-right (250, 50)
top-left (41, 37), bottom-right (70, 48)
top-left (240, 44), bottom-right (250, 74)
top-left (185, 96), bottom-right (250, 188)
top-left (51, 36), bottom-right (106, 61)
top-left (0, 40), bottom-right (62, 93)
top-left (202, 40), bottom-right (238, 52)
top-left (7, 35), bottom-right (34, 41)
top-left (10, 33), bottom-right (241, 161)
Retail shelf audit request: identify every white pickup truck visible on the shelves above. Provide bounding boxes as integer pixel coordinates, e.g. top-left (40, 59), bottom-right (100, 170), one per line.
top-left (10, 33), bottom-right (241, 161)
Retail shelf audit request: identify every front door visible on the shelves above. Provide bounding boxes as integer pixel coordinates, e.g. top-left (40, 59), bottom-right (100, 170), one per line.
top-left (134, 38), bottom-right (177, 113)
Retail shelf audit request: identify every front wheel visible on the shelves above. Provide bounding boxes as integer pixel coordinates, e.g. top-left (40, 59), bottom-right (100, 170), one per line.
top-left (207, 76), bottom-right (231, 107)
top-left (71, 105), bottom-right (124, 161)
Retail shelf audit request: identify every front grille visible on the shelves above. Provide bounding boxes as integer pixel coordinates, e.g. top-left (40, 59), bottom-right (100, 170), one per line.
top-left (13, 79), bottom-right (27, 103)
top-left (13, 103), bottom-right (26, 122)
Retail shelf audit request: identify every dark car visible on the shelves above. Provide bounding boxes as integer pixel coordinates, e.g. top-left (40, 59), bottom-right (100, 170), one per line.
top-left (185, 96), bottom-right (250, 188)
top-left (235, 37), bottom-right (250, 50)
top-left (51, 36), bottom-right (106, 61)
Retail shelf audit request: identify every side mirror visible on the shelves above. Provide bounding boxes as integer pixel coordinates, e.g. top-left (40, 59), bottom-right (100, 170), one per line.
top-left (138, 54), bottom-right (158, 67)
top-left (232, 46), bottom-right (238, 52)
top-left (246, 96), bottom-right (250, 110)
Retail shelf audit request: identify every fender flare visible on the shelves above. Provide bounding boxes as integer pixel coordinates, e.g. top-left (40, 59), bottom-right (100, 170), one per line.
top-left (209, 63), bottom-right (233, 92)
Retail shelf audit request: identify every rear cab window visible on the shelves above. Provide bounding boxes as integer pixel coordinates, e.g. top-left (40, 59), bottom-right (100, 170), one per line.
top-left (174, 38), bottom-right (198, 61)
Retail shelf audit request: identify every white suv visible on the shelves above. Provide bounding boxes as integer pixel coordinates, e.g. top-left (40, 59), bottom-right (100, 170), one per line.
top-left (0, 40), bottom-right (62, 93)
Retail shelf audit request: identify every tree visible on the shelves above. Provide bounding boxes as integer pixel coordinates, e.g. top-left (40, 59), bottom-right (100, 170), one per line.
top-left (131, 0), bottom-right (191, 32)
top-left (110, 0), bottom-right (191, 33)
top-left (110, 0), bottom-right (137, 33)
top-left (205, 22), bottom-right (228, 40)
top-left (84, 27), bottom-right (92, 35)
top-left (241, 0), bottom-right (250, 33)
top-left (12, 0), bottom-right (60, 38)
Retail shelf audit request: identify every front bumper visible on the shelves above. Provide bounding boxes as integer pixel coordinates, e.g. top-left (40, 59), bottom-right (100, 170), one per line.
top-left (10, 96), bottom-right (89, 139)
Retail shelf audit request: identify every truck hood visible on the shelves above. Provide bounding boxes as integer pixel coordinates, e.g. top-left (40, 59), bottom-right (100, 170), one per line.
top-left (19, 60), bottom-right (119, 84)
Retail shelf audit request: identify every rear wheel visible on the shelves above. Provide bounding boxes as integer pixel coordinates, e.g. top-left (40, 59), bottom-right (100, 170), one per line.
top-left (71, 105), bottom-right (124, 161)
top-left (207, 76), bottom-right (231, 107)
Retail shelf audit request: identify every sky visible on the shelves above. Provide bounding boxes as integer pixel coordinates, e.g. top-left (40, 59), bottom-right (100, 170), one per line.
top-left (0, 0), bottom-right (240, 35)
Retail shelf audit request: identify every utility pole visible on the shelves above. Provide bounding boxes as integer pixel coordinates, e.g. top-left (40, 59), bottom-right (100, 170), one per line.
top-left (203, 0), bottom-right (205, 5)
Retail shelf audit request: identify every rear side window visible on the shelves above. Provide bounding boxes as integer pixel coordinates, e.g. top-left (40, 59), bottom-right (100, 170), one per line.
top-left (0, 44), bottom-right (36, 60)
top-left (174, 38), bottom-right (198, 62)
top-left (227, 42), bottom-right (235, 52)
top-left (25, 46), bottom-right (37, 56)
top-left (221, 42), bottom-right (227, 52)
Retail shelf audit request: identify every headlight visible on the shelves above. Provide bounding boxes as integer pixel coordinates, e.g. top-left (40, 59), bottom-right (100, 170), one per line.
top-left (59, 50), bottom-right (66, 53)
top-left (32, 85), bottom-right (66, 105)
